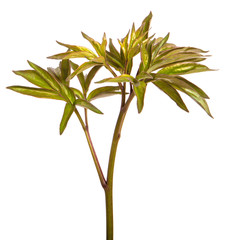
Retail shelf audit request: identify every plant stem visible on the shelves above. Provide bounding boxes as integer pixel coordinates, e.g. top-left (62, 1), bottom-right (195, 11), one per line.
top-left (74, 108), bottom-right (107, 188)
top-left (105, 91), bottom-right (135, 240)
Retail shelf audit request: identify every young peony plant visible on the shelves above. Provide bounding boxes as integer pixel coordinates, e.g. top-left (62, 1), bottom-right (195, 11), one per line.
top-left (8, 12), bottom-right (213, 240)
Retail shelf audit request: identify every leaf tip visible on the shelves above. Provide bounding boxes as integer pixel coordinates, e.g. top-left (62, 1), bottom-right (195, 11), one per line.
top-left (59, 128), bottom-right (64, 135)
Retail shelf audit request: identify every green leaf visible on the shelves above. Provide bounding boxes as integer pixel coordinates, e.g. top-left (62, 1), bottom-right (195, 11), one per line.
top-left (136, 72), bottom-right (153, 81)
top-left (148, 53), bottom-right (205, 73)
top-left (87, 86), bottom-right (121, 101)
top-left (96, 74), bottom-right (134, 83)
top-left (133, 81), bottom-right (147, 113)
top-left (75, 99), bottom-right (103, 114)
top-left (85, 65), bottom-right (102, 91)
top-left (109, 38), bottom-right (122, 60)
top-left (101, 33), bottom-right (107, 56)
top-left (129, 23), bottom-right (136, 47)
top-left (154, 75), bottom-right (212, 117)
top-left (157, 62), bottom-right (211, 75)
top-left (60, 60), bottom-right (70, 84)
top-left (70, 61), bottom-right (86, 93)
top-left (7, 86), bottom-right (64, 100)
top-left (48, 51), bottom-right (96, 60)
top-left (153, 74), bottom-right (209, 99)
top-left (71, 87), bottom-right (84, 99)
top-left (56, 41), bottom-right (97, 56)
top-left (60, 103), bottom-right (74, 135)
top-left (175, 76), bottom-right (209, 99)
top-left (140, 42), bottom-right (150, 71)
top-left (47, 67), bottom-right (62, 82)
top-left (82, 32), bottom-right (103, 56)
top-left (13, 70), bottom-right (52, 89)
top-left (136, 12), bottom-right (152, 39)
top-left (152, 33), bottom-right (170, 60)
top-left (153, 80), bottom-right (188, 112)
top-left (128, 45), bottom-right (140, 59)
top-left (60, 84), bottom-right (76, 103)
top-left (179, 87), bottom-right (213, 117)
top-left (27, 61), bottom-right (61, 92)
top-left (67, 57), bottom-right (104, 81)
top-left (106, 51), bottom-right (124, 71)
top-left (155, 47), bottom-right (208, 62)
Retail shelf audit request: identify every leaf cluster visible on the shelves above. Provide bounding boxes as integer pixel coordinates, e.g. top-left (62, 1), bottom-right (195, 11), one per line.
top-left (8, 12), bottom-right (213, 134)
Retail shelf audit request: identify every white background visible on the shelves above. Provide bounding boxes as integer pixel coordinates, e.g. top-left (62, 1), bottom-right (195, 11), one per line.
top-left (0, 0), bottom-right (234, 239)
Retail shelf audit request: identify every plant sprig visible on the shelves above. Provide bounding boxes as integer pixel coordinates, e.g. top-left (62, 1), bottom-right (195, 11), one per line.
top-left (7, 12), bottom-right (213, 240)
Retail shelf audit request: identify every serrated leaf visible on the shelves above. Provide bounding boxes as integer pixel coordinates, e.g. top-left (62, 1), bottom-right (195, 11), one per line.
top-left (13, 70), bottom-right (52, 89)
top-left (7, 86), bottom-right (64, 100)
top-left (96, 74), bottom-right (134, 83)
top-left (87, 86), bottom-right (121, 101)
top-left (157, 62), bottom-right (211, 75)
top-left (85, 65), bottom-right (102, 91)
top-left (75, 99), bottom-right (103, 114)
top-left (60, 103), bottom-right (74, 135)
top-left (153, 80), bottom-right (188, 112)
top-left (27, 61), bottom-right (61, 92)
top-left (133, 81), bottom-right (147, 113)
top-left (82, 32), bottom-right (103, 56)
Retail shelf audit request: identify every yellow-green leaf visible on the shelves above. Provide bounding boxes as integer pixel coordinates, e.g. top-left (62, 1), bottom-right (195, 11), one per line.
top-left (136, 12), bottom-right (152, 39)
top-left (82, 32), bottom-right (103, 56)
top-left (7, 86), bottom-right (64, 100)
top-left (70, 61), bottom-right (86, 93)
top-left (60, 103), bottom-right (74, 135)
top-left (96, 74), bottom-right (134, 83)
top-left (75, 99), bottom-right (103, 114)
top-left (56, 41), bottom-right (97, 56)
top-left (27, 61), bottom-right (61, 92)
top-left (48, 51), bottom-right (96, 60)
top-left (133, 81), bottom-right (147, 113)
top-left (157, 62), bottom-right (211, 75)
top-left (87, 86), bottom-right (121, 101)
top-left (67, 58), bottom-right (104, 82)
top-left (153, 80), bottom-right (188, 112)
top-left (109, 38), bottom-right (122, 60)
top-left (60, 84), bottom-right (76, 103)
top-left (13, 70), bottom-right (52, 89)
top-left (85, 65), bottom-right (102, 91)
top-left (60, 60), bottom-right (70, 84)
top-left (152, 33), bottom-right (170, 60)
top-left (71, 87), bottom-right (84, 99)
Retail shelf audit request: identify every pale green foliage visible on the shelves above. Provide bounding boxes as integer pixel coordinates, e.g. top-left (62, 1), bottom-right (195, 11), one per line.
top-left (8, 12), bottom-right (213, 135)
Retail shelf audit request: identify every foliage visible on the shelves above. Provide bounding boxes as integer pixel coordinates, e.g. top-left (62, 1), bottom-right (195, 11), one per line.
top-left (7, 12), bottom-right (213, 240)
